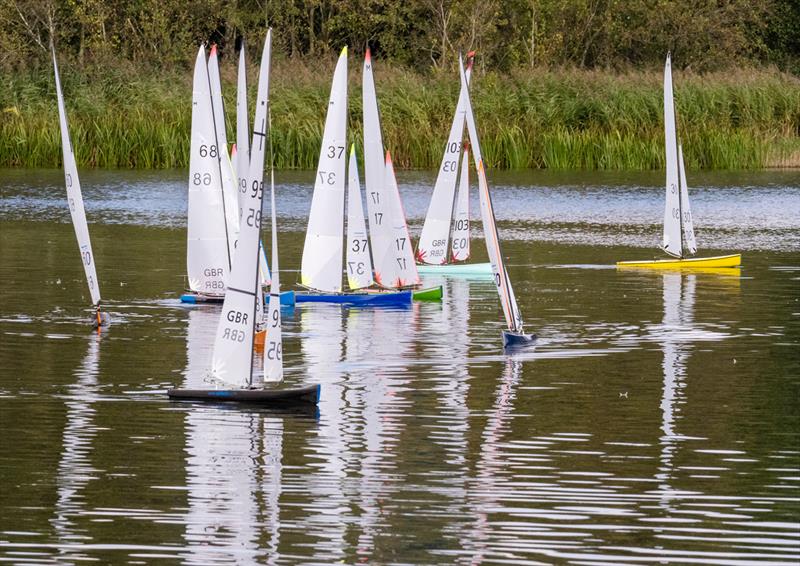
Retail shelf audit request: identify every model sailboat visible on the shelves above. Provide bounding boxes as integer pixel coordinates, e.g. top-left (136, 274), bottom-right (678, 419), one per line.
top-left (617, 54), bottom-right (741, 269)
top-left (416, 52), bottom-right (492, 278)
top-left (459, 56), bottom-right (534, 348)
top-left (52, 46), bottom-right (109, 328)
top-left (182, 44), bottom-right (235, 302)
top-left (361, 49), bottom-right (443, 301)
top-left (296, 47), bottom-right (412, 307)
top-left (169, 32), bottom-right (319, 405)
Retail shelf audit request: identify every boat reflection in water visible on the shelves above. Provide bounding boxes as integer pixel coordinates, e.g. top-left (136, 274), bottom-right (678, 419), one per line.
top-left (51, 332), bottom-right (102, 561)
top-left (653, 270), bottom-right (739, 510)
top-left (462, 357), bottom-right (523, 563)
top-left (179, 306), bottom-right (313, 563)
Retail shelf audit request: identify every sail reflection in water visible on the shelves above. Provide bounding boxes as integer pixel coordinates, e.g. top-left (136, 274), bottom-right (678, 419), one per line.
top-left (51, 333), bottom-right (102, 559)
top-left (180, 307), bottom-right (290, 563)
top-left (298, 305), bottom-right (348, 560)
top-left (657, 271), bottom-right (696, 507)
top-left (340, 304), bottom-right (420, 559)
top-left (463, 357), bottom-right (523, 562)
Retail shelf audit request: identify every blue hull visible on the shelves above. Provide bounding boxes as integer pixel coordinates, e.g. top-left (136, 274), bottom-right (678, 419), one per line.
top-left (181, 290), bottom-right (296, 306)
top-left (502, 329), bottom-right (536, 349)
top-left (295, 290), bottom-right (412, 306)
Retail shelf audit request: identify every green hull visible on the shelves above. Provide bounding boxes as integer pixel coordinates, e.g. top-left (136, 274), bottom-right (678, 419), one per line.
top-left (412, 285), bottom-right (443, 301)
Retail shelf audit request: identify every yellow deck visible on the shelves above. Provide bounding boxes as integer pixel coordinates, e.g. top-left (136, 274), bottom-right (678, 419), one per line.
top-left (616, 254), bottom-right (741, 269)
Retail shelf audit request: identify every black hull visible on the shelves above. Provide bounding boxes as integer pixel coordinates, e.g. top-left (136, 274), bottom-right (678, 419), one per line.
top-left (502, 330), bottom-right (536, 349)
top-left (167, 384), bottom-right (320, 405)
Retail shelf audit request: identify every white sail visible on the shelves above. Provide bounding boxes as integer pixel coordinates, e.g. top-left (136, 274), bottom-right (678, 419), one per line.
top-left (677, 145), bottom-right (697, 255)
top-left (662, 53), bottom-right (682, 258)
top-left (235, 42), bottom-right (250, 208)
top-left (417, 59), bottom-right (473, 265)
top-left (450, 145), bottom-right (471, 262)
top-left (235, 45), bottom-right (271, 288)
top-left (187, 45), bottom-right (229, 295)
top-left (382, 152), bottom-right (420, 287)
top-left (263, 169), bottom-right (283, 383)
top-left (300, 47), bottom-right (348, 293)
top-left (207, 45), bottom-right (240, 261)
top-left (460, 56), bottom-right (524, 332)
top-left (211, 30), bottom-right (272, 387)
top-left (52, 47), bottom-right (101, 307)
top-left (362, 49), bottom-right (394, 287)
top-left (345, 145), bottom-right (374, 290)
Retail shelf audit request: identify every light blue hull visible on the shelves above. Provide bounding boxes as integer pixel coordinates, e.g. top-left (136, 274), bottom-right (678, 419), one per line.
top-left (416, 262), bottom-right (493, 278)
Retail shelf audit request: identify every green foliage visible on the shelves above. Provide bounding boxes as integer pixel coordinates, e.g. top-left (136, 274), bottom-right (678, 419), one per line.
top-left (1, 59), bottom-right (797, 170)
top-left (0, 0), bottom-right (797, 73)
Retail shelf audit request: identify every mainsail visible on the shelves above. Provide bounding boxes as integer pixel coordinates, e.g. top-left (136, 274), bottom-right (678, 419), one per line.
top-left (211, 30), bottom-right (272, 387)
top-left (52, 46), bottom-right (101, 307)
top-left (417, 56), bottom-right (473, 265)
top-left (207, 45), bottom-right (240, 261)
top-left (362, 49), bottom-right (419, 288)
top-left (300, 47), bottom-right (348, 293)
top-left (662, 53), bottom-right (683, 258)
top-left (187, 45), bottom-right (229, 295)
top-left (460, 56), bottom-right (524, 333)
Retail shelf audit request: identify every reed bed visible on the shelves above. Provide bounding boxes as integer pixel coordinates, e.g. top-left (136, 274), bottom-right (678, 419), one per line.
top-left (0, 60), bottom-right (797, 170)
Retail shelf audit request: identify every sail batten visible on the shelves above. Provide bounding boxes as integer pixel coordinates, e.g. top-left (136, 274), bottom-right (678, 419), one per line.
top-left (301, 48), bottom-right (348, 293)
top-left (52, 46), bottom-right (102, 307)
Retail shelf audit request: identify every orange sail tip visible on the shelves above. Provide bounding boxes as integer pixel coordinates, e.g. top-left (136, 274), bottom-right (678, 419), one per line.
top-left (385, 149), bottom-right (392, 163)
top-left (365, 47), bottom-right (371, 62)
top-left (210, 44), bottom-right (217, 55)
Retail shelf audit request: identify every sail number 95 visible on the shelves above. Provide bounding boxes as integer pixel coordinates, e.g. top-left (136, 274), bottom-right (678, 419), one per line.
top-left (246, 208), bottom-right (261, 227)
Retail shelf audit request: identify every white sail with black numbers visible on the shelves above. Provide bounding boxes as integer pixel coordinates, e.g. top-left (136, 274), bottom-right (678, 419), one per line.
top-left (345, 145), bottom-right (374, 290)
top-left (677, 145), bottom-right (697, 255)
top-left (450, 145), bottom-right (471, 262)
top-left (211, 30), bottom-right (272, 387)
top-left (187, 45), bottom-right (229, 294)
top-left (362, 49), bottom-right (394, 287)
top-left (383, 152), bottom-right (420, 288)
top-left (460, 55), bottom-right (524, 333)
top-left (301, 47), bottom-right (348, 293)
top-left (417, 59), bottom-right (472, 265)
top-left (263, 170), bottom-right (283, 383)
top-left (52, 46), bottom-right (101, 307)
top-left (662, 53), bottom-right (683, 258)
top-left (207, 45), bottom-right (240, 262)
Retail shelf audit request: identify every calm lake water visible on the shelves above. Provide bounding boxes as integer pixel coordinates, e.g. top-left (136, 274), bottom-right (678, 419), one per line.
top-left (1, 168), bottom-right (799, 564)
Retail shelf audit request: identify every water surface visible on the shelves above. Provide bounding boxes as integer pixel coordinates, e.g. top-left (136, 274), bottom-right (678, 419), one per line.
top-left (0, 168), bottom-right (798, 564)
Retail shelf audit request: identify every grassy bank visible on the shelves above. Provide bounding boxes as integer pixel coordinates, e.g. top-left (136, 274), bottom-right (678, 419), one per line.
top-left (1, 59), bottom-right (798, 170)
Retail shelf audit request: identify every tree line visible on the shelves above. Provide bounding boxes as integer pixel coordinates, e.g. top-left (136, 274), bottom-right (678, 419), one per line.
top-left (1, 0), bottom-right (798, 73)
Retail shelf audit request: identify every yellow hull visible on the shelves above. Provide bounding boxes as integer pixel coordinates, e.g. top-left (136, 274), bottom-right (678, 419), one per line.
top-left (616, 254), bottom-right (741, 269)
